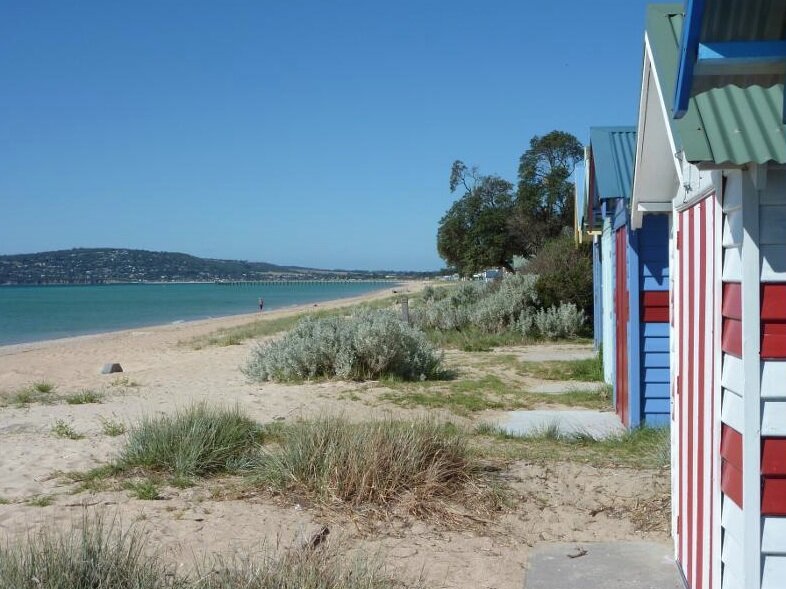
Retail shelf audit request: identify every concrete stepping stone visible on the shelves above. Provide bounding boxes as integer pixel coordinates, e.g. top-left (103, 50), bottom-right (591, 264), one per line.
top-left (496, 409), bottom-right (624, 439)
top-left (524, 542), bottom-right (682, 589)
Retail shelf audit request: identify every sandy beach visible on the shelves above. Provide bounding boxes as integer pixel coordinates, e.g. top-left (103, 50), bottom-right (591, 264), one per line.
top-left (0, 280), bottom-right (667, 588)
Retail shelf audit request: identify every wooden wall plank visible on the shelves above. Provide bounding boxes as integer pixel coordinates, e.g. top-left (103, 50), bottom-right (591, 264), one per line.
top-left (761, 245), bottom-right (786, 282)
top-left (763, 478), bottom-right (786, 515)
top-left (722, 317), bottom-right (743, 358)
top-left (761, 360), bottom-right (786, 399)
top-left (722, 457), bottom-right (743, 508)
top-left (721, 354), bottom-right (744, 396)
top-left (720, 424), bottom-right (743, 471)
top-left (722, 388), bottom-right (744, 432)
top-left (722, 246), bottom-right (742, 282)
top-left (721, 282), bottom-right (742, 320)
top-left (762, 555), bottom-right (786, 589)
top-left (762, 323), bottom-right (786, 359)
top-left (760, 205), bottom-right (786, 245)
top-left (762, 517), bottom-right (786, 554)
top-left (722, 208), bottom-right (743, 248)
top-left (763, 400), bottom-right (786, 436)
top-left (762, 439), bottom-right (786, 476)
top-left (762, 285), bottom-right (786, 320)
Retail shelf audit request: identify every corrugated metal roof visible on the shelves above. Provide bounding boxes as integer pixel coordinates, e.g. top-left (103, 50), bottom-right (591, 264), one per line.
top-left (694, 0), bottom-right (786, 94)
top-left (589, 127), bottom-right (637, 201)
top-left (648, 3), bottom-right (786, 165)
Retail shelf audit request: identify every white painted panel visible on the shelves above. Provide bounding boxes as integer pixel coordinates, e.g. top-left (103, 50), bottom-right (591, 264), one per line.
top-left (760, 205), bottom-right (786, 245)
top-left (601, 220), bottom-right (614, 385)
top-left (722, 171), bottom-right (743, 211)
top-left (763, 400), bottom-right (786, 436)
top-left (721, 496), bottom-right (744, 539)
top-left (762, 244), bottom-right (786, 282)
top-left (721, 354), bottom-right (744, 397)
top-left (760, 168), bottom-right (786, 205)
top-left (722, 567), bottom-right (743, 589)
top-left (762, 361), bottom-right (786, 400)
top-left (721, 526), bottom-right (744, 573)
top-left (762, 517), bottom-right (786, 555)
top-left (723, 245), bottom-right (742, 282)
top-left (763, 555), bottom-right (786, 589)
top-left (722, 208), bottom-right (743, 248)
top-left (721, 388), bottom-right (744, 432)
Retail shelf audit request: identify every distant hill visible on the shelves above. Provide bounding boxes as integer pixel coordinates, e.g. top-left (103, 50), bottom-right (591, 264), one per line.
top-left (0, 248), bottom-right (426, 284)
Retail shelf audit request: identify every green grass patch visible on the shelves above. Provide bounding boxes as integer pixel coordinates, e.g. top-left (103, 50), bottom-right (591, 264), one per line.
top-left (517, 355), bottom-right (603, 382)
top-left (109, 376), bottom-right (140, 388)
top-left (0, 382), bottom-right (58, 407)
top-left (99, 417), bottom-right (127, 436)
top-left (474, 424), bottom-right (670, 469)
top-left (126, 479), bottom-right (161, 500)
top-left (65, 390), bottom-right (103, 405)
top-left (378, 375), bottom-right (611, 415)
top-left (63, 464), bottom-right (122, 493)
top-left (51, 420), bottom-right (83, 440)
top-left (425, 327), bottom-right (531, 352)
top-left (26, 495), bottom-right (54, 507)
top-left (118, 404), bottom-right (260, 477)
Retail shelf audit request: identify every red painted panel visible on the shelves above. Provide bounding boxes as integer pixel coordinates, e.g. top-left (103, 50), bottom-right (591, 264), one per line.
top-left (721, 317), bottom-right (742, 358)
top-left (762, 438), bottom-right (786, 475)
top-left (642, 307), bottom-right (670, 322)
top-left (615, 227), bottom-right (629, 427)
top-left (722, 282), bottom-right (742, 320)
top-left (761, 284), bottom-right (786, 320)
top-left (642, 291), bottom-right (669, 307)
top-left (721, 460), bottom-right (743, 508)
top-left (720, 424), bottom-right (743, 471)
top-left (762, 477), bottom-right (786, 515)
top-left (762, 322), bottom-right (786, 359)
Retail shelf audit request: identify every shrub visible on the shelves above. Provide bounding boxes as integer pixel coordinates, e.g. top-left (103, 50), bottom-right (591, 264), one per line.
top-left (244, 310), bottom-right (443, 382)
top-left (469, 273), bottom-right (538, 332)
top-left (533, 303), bottom-right (586, 339)
top-left (119, 404), bottom-right (259, 477)
top-left (256, 417), bottom-right (473, 508)
top-left (527, 234), bottom-right (593, 319)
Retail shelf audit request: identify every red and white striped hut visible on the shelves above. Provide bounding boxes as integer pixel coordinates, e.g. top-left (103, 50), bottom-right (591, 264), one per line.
top-left (632, 3), bottom-right (786, 589)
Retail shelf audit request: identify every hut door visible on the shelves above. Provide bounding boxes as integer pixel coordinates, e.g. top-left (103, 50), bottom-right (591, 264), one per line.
top-left (615, 226), bottom-right (629, 426)
top-left (676, 195), bottom-right (717, 589)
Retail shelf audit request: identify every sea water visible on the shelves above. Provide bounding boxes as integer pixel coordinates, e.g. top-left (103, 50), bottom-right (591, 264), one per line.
top-left (0, 282), bottom-right (398, 346)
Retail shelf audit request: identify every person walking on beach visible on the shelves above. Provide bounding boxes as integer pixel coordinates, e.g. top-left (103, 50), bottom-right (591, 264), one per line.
top-left (258, 297), bottom-right (264, 312)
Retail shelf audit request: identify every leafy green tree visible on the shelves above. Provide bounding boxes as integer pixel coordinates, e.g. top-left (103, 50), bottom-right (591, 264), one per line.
top-left (527, 232), bottom-right (593, 318)
top-left (510, 131), bottom-right (583, 257)
top-left (437, 161), bottom-right (515, 276)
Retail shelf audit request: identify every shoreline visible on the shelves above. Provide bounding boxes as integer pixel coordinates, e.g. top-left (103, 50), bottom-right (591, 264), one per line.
top-left (0, 282), bottom-right (418, 357)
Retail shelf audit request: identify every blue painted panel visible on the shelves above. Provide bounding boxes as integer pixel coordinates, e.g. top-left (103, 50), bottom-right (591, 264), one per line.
top-left (644, 368), bottom-right (670, 383)
top-left (642, 322), bottom-right (669, 337)
top-left (643, 352), bottom-right (670, 368)
top-left (643, 412), bottom-right (671, 427)
top-left (643, 397), bottom-right (671, 415)
top-left (643, 382), bottom-right (670, 399)
top-left (643, 276), bottom-right (669, 290)
top-left (643, 336), bottom-right (669, 352)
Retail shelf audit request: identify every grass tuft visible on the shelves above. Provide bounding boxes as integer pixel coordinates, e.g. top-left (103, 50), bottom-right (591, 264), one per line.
top-left (255, 417), bottom-right (481, 512)
top-left (99, 417), bottom-right (127, 436)
top-left (65, 390), bottom-right (103, 405)
top-left (0, 515), bottom-right (418, 589)
top-left (26, 495), bottom-right (54, 507)
top-left (517, 355), bottom-right (604, 382)
top-left (51, 419), bottom-right (83, 440)
top-left (119, 404), bottom-right (260, 477)
top-left (126, 479), bottom-right (161, 500)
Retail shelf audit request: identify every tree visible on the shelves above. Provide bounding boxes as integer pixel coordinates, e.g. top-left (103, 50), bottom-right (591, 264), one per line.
top-left (510, 131), bottom-right (583, 257)
top-left (437, 161), bottom-right (515, 276)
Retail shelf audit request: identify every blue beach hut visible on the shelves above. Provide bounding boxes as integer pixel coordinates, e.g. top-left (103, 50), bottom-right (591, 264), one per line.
top-left (582, 126), bottom-right (671, 428)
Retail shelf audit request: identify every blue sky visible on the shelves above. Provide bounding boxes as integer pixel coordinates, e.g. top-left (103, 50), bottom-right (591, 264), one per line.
top-left (1, 0), bottom-right (656, 271)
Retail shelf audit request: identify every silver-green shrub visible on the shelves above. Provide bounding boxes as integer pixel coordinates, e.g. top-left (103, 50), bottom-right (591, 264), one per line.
top-left (243, 310), bottom-right (443, 382)
top-left (469, 274), bottom-right (539, 332)
top-left (533, 303), bottom-right (586, 339)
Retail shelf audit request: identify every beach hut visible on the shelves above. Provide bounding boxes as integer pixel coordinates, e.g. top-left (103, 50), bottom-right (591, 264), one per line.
top-left (631, 3), bottom-right (786, 588)
top-left (581, 127), bottom-right (671, 428)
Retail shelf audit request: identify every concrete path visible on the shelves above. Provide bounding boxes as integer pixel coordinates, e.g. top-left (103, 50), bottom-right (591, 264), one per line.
top-left (524, 542), bottom-right (683, 589)
top-left (497, 409), bottom-right (625, 440)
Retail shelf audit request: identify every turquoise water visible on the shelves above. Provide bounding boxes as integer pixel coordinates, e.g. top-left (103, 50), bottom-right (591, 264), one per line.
top-left (0, 282), bottom-right (397, 346)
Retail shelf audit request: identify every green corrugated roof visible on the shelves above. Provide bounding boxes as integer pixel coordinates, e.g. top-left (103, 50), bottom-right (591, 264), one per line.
top-left (647, 3), bottom-right (786, 166)
top-left (589, 127), bottom-right (637, 201)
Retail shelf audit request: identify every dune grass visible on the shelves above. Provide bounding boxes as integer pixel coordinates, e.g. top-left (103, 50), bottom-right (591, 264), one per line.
top-left (51, 419), bottom-right (83, 440)
top-left (0, 382), bottom-right (58, 407)
top-left (118, 404), bottom-right (260, 477)
top-left (0, 516), bottom-right (420, 589)
top-left (254, 417), bottom-right (488, 513)
top-left (65, 390), bottom-right (103, 405)
top-left (99, 417), bottom-right (127, 437)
